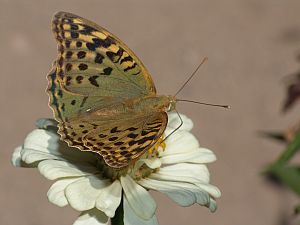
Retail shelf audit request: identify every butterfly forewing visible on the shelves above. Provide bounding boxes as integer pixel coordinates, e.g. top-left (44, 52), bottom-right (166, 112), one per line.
top-left (48, 61), bottom-right (122, 122)
top-left (52, 11), bottom-right (156, 97)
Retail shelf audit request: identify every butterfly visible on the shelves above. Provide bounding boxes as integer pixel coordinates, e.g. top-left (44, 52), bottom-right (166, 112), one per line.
top-left (47, 12), bottom-right (176, 169)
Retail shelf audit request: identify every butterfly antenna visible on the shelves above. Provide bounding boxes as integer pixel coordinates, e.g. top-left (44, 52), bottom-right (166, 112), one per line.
top-left (162, 109), bottom-right (183, 142)
top-left (175, 57), bottom-right (208, 97)
top-left (176, 99), bottom-right (230, 109)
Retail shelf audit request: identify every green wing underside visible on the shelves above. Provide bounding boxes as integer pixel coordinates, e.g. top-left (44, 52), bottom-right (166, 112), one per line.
top-left (47, 62), bottom-right (122, 121)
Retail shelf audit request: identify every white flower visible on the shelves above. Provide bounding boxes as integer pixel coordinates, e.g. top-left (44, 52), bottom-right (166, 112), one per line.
top-left (12, 113), bottom-right (220, 225)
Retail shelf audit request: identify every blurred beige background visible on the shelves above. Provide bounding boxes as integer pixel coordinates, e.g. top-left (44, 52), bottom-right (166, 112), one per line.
top-left (1, 0), bottom-right (300, 225)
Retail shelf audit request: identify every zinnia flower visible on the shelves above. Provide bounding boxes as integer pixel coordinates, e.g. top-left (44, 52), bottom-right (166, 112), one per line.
top-left (12, 113), bottom-right (220, 225)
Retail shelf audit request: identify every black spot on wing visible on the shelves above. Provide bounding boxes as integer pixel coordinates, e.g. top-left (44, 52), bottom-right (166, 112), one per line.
top-left (101, 67), bottom-right (112, 75)
top-left (109, 137), bottom-right (118, 141)
top-left (58, 57), bottom-right (64, 66)
top-left (66, 51), bottom-right (73, 59)
top-left (111, 127), bottom-right (121, 133)
top-left (66, 63), bottom-right (72, 71)
top-left (70, 24), bottom-right (79, 30)
top-left (114, 142), bottom-right (124, 146)
top-left (71, 31), bottom-right (79, 39)
top-left (120, 55), bottom-right (133, 64)
top-left (97, 142), bottom-right (105, 146)
top-left (77, 51), bottom-right (86, 59)
top-left (106, 48), bottom-right (124, 63)
top-left (86, 42), bottom-right (96, 51)
top-left (127, 127), bottom-right (138, 131)
top-left (65, 40), bottom-right (71, 48)
top-left (88, 76), bottom-right (99, 87)
top-left (80, 25), bottom-right (97, 35)
top-left (76, 75), bottom-right (83, 83)
top-left (66, 76), bottom-right (72, 86)
top-left (78, 63), bottom-right (88, 71)
top-left (76, 41), bottom-right (82, 47)
top-left (124, 62), bottom-right (137, 72)
top-left (92, 37), bottom-right (113, 48)
top-left (128, 133), bottom-right (138, 139)
top-left (85, 37), bottom-right (114, 52)
top-left (95, 53), bottom-right (104, 64)
top-left (98, 134), bottom-right (107, 138)
top-left (80, 97), bottom-right (88, 107)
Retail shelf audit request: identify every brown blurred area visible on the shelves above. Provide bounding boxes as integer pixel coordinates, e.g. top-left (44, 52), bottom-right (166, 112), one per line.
top-left (1, 1), bottom-right (300, 225)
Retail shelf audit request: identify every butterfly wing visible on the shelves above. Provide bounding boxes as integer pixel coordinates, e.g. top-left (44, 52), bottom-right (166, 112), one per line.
top-left (51, 11), bottom-right (156, 98)
top-left (47, 12), bottom-right (167, 168)
top-left (60, 110), bottom-right (168, 168)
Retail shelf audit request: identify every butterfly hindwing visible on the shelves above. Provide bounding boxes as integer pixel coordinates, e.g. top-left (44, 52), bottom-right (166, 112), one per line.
top-left (58, 112), bottom-right (168, 168)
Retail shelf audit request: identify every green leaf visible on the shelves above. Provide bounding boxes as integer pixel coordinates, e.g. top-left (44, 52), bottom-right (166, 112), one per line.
top-left (270, 165), bottom-right (300, 196)
top-left (275, 130), bottom-right (300, 165)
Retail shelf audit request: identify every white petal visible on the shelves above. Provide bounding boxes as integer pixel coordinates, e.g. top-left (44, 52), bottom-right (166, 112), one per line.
top-left (162, 131), bottom-right (199, 155)
top-left (124, 197), bottom-right (159, 225)
top-left (167, 113), bottom-right (193, 131)
top-left (21, 129), bottom-right (97, 164)
top-left (35, 118), bottom-right (57, 129)
top-left (11, 146), bottom-right (23, 167)
top-left (38, 160), bottom-right (97, 180)
top-left (47, 178), bottom-right (79, 207)
top-left (135, 158), bottom-right (161, 170)
top-left (160, 148), bottom-right (216, 164)
top-left (208, 198), bottom-right (218, 212)
top-left (138, 178), bottom-right (197, 206)
top-left (12, 146), bottom-right (38, 167)
top-left (23, 129), bottom-right (62, 156)
top-left (139, 178), bottom-right (213, 208)
top-left (95, 180), bottom-right (122, 218)
top-left (121, 175), bottom-right (156, 220)
top-left (150, 163), bottom-right (210, 183)
top-left (196, 183), bottom-right (221, 199)
top-left (73, 209), bottom-right (109, 225)
top-left (21, 149), bottom-right (61, 164)
top-left (65, 176), bottom-right (110, 211)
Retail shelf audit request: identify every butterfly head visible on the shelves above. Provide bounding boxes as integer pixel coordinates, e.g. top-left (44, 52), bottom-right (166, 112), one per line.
top-left (166, 95), bottom-right (176, 112)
